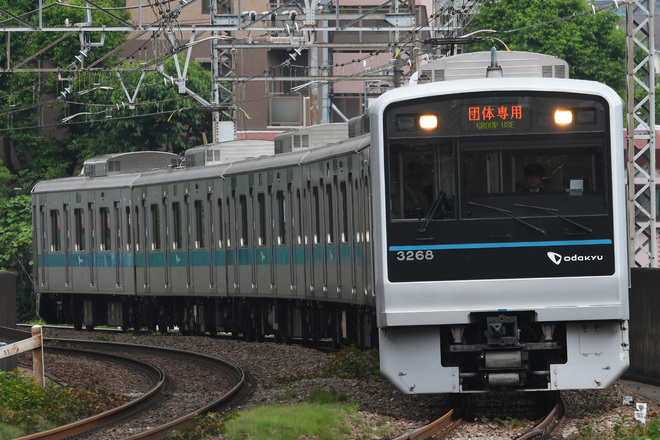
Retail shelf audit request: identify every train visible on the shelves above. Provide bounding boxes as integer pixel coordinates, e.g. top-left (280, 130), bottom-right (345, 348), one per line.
top-left (32, 51), bottom-right (630, 393)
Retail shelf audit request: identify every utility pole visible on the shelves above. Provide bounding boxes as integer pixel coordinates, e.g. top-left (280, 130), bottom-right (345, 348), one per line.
top-left (626, 0), bottom-right (657, 268)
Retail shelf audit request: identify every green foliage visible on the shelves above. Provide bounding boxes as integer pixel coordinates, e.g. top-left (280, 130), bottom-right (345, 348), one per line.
top-left (65, 56), bottom-right (212, 160)
top-left (168, 410), bottom-right (240, 440)
top-left (468, 0), bottom-right (626, 96)
top-left (0, 370), bottom-right (130, 436)
top-left (277, 346), bottom-right (380, 384)
top-left (0, 195), bottom-right (35, 321)
top-left (0, 423), bottom-right (25, 440)
top-left (221, 400), bottom-right (357, 440)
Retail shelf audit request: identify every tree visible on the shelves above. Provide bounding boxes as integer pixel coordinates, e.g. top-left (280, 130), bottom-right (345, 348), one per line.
top-left (64, 56), bottom-right (213, 161)
top-left (0, 195), bottom-right (34, 322)
top-left (467, 0), bottom-right (626, 97)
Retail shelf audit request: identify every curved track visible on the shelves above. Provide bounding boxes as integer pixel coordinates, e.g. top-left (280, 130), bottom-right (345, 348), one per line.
top-left (16, 338), bottom-right (250, 440)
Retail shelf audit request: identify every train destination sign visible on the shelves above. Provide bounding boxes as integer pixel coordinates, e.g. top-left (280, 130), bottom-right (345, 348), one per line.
top-left (461, 103), bottom-right (531, 132)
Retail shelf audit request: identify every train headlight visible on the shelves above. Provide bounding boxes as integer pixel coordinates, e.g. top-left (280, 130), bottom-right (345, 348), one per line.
top-left (554, 109), bottom-right (573, 125)
top-left (419, 114), bottom-right (438, 130)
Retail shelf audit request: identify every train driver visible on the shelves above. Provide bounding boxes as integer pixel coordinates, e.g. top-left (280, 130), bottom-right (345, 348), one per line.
top-left (522, 163), bottom-right (544, 192)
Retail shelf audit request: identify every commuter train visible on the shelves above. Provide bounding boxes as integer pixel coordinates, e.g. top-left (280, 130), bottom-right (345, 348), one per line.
top-left (32, 51), bottom-right (630, 392)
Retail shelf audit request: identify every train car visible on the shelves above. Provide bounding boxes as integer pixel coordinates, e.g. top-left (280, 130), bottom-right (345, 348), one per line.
top-left (371, 76), bottom-right (629, 392)
top-left (33, 136), bottom-right (375, 345)
top-left (32, 51), bottom-right (629, 393)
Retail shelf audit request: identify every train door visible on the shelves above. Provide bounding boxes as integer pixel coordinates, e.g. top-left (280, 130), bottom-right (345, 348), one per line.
top-left (272, 169), bottom-right (294, 296)
top-left (293, 183), bottom-right (306, 297)
top-left (253, 172), bottom-right (272, 294)
top-left (305, 164), bottom-right (325, 299)
top-left (226, 184), bottom-right (238, 294)
top-left (189, 180), bottom-right (214, 295)
top-left (95, 193), bottom-right (116, 293)
top-left (324, 166), bottom-right (340, 300)
top-left (168, 184), bottom-right (186, 295)
top-left (46, 201), bottom-right (64, 288)
top-left (338, 168), bottom-right (357, 302)
top-left (146, 188), bottom-right (166, 294)
top-left (121, 193), bottom-right (137, 295)
top-left (213, 180), bottom-right (229, 296)
top-left (63, 203), bottom-right (71, 287)
top-left (87, 200), bottom-right (97, 289)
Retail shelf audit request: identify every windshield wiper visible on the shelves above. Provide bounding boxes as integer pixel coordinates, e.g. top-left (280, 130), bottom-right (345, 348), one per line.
top-left (467, 201), bottom-right (546, 235)
top-left (514, 203), bottom-right (592, 234)
top-left (419, 191), bottom-right (447, 233)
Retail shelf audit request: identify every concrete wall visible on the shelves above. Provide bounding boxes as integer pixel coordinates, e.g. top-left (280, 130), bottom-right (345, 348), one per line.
top-left (625, 268), bottom-right (660, 385)
top-left (0, 270), bottom-right (16, 371)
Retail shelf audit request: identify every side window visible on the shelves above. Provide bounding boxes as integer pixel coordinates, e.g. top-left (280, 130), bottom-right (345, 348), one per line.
top-left (257, 192), bottom-right (267, 246)
top-left (151, 203), bottom-right (161, 250)
top-left (312, 186), bottom-right (320, 244)
top-left (99, 207), bottom-right (111, 251)
top-left (74, 208), bottom-right (85, 251)
top-left (276, 190), bottom-right (286, 245)
top-left (239, 194), bottom-right (249, 246)
top-left (50, 209), bottom-right (61, 252)
top-left (217, 199), bottom-right (224, 248)
top-left (172, 202), bottom-right (182, 249)
top-left (326, 182), bottom-right (334, 244)
top-left (194, 200), bottom-right (205, 249)
top-left (125, 207), bottom-right (132, 250)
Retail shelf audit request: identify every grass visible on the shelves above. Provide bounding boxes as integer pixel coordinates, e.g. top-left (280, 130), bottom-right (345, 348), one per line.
top-left (0, 370), bottom-right (130, 438)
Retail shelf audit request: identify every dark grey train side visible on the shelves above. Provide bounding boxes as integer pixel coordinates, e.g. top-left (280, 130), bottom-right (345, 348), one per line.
top-left (32, 137), bottom-right (376, 346)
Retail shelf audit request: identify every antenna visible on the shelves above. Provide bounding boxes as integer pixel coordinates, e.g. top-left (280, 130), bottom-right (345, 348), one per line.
top-left (486, 47), bottom-right (503, 78)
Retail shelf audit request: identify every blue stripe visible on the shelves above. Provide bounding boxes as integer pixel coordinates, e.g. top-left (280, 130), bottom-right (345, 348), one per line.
top-left (388, 239), bottom-right (612, 252)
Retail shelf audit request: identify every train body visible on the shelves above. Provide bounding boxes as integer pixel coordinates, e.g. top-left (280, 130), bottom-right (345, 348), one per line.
top-left (32, 52), bottom-right (629, 393)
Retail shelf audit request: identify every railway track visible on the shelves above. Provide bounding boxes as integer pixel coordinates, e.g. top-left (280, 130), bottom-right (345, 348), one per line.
top-left (16, 338), bottom-right (251, 440)
top-left (394, 392), bottom-right (565, 440)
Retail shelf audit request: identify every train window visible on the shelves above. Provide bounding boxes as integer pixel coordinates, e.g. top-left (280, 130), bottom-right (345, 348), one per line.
top-left (326, 183), bottom-right (334, 244)
top-left (216, 199), bottom-right (224, 248)
top-left (99, 207), bottom-right (111, 251)
top-left (74, 208), bottom-right (85, 251)
top-left (194, 200), bottom-right (205, 249)
top-left (125, 207), bottom-right (132, 251)
top-left (114, 203), bottom-right (121, 252)
top-left (226, 197), bottom-right (232, 248)
top-left (172, 202), bottom-right (182, 249)
top-left (239, 194), bottom-right (249, 247)
top-left (340, 181), bottom-right (348, 243)
top-left (257, 192), bottom-right (267, 246)
top-left (276, 190), bottom-right (286, 245)
top-left (151, 204), bottom-right (161, 250)
top-left (389, 142), bottom-right (455, 220)
top-left (135, 206), bottom-right (140, 252)
top-left (49, 210), bottom-right (61, 252)
top-left (88, 204), bottom-right (96, 254)
top-left (312, 186), bottom-right (320, 244)
top-left (296, 189), bottom-right (303, 245)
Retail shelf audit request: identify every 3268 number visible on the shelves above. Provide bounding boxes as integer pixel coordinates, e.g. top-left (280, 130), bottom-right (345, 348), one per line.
top-left (396, 250), bottom-right (434, 261)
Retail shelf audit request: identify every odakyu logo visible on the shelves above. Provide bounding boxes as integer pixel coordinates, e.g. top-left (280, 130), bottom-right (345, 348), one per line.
top-left (547, 251), bottom-right (604, 266)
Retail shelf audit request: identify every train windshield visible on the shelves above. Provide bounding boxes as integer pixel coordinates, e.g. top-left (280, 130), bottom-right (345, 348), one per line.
top-left (383, 90), bottom-right (615, 281)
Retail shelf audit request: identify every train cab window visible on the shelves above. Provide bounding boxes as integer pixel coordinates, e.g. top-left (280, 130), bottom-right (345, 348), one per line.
top-left (460, 143), bottom-right (609, 219)
top-left (49, 209), bottom-right (61, 252)
top-left (276, 190), bottom-right (286, 245)
top-left (172, 202), bottom-right (182, 249)
top-left (194, 200), bottom-right (205, 249)
top-left (389, 142), bottom-right (455, 220)
top-left (151, 204), bottom-right (161, 250)
top-left (74, 208), bottom-right (85, 251)
top-left (99, 207), bottom-right (112, 251)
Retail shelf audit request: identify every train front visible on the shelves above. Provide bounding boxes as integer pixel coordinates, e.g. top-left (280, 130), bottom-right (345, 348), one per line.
top-left (370, 78), bottom-right (629, 393)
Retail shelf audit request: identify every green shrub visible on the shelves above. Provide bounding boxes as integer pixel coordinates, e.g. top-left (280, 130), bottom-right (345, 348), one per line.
top-left (0, 370), bottom-right (130, 435)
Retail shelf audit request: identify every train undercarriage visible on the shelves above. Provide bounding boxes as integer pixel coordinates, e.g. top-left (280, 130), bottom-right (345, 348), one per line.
top-left (36, 293), bottom-right (378, 348)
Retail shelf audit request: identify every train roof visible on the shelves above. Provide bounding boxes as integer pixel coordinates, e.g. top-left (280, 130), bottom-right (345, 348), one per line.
top-left (33, 133), bottom-right (370, 194)
top-left (410, 50), bottom-right (569, 84)
top-left (82, 151), bottom-right (181, 176)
